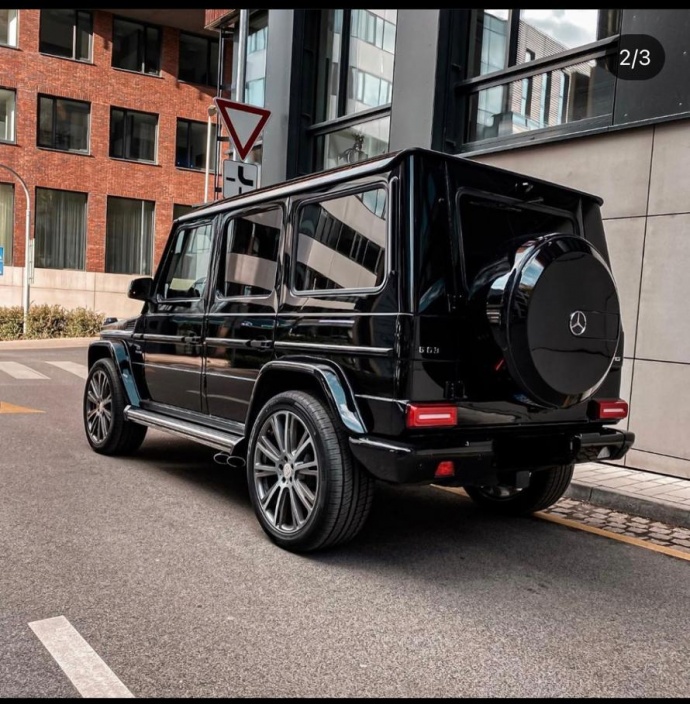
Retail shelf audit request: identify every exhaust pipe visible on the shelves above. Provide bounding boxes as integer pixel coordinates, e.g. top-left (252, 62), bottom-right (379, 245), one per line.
top-left (213, 452), bottom-right (246, 469)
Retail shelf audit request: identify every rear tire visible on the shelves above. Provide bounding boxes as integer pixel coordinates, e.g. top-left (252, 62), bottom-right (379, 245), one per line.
top-left (246, 390), bottom-right (374, 553)
top-left (83, 358), bottom-right (147, 456)
top-left (464, 464), bottom-right (574, 515)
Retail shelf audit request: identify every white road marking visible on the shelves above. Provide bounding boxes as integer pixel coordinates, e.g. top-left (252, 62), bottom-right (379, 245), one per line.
top-left (46, 361), bottom-right (89, 379)
top-left (0, 361), bottom-right (49, 380)
top-left (28, 616), bottom-right (134, 698)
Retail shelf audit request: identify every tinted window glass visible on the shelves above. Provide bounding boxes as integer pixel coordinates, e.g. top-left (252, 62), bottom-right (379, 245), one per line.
top-left (293, 188), bottom-right (387, 292)
top-left (218, 208), bottom-right (281, 298)
top-left (159, 223), bottom-right (213, 298)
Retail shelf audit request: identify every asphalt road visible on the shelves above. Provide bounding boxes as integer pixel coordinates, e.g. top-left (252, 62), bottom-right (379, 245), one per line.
top-left (1, 346), bottom-right (689, 697)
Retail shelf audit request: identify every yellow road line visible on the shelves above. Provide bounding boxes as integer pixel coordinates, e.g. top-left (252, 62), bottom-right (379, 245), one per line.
top-left (433, 484), bottom-right (690, 562)
top-left (0, 400), bottom-right (44, 414)
top-left (535, 511), bottom-right (690, 562)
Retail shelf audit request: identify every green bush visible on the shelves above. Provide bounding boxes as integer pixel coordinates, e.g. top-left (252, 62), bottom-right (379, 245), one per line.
top-left (0, 304), bottom-right (105, 341)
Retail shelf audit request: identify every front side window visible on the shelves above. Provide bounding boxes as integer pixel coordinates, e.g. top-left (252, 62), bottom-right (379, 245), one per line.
top-left (38, 95), bottom-right (90, 153)
top-left (0, 88), bottom-right (16, 142)
top-left (110, 107), bottom-right (157, 162)
top-left (178, 32), bottom-right (218, 87)
top-left (0, 182), bottom-right (14, 265)
top-left (217, 208), bottom-right (281, 298)
top-left (39, 9), bottom-right (92, 61)
top-left (112, 17), bottom-right (161, 75)
top-left (310, 9), bottom-right (397, 172)
top-left (460, 9), bottom-right (621, 147)
top-left (105, 196), bottom-right (154, 275)
top-left (293, 187), bottom-right (387, 293)
top-left (0, 10), bottom-right (18, 47)
top-left (176, 119), bottom-right (216, 171)
top-left (158, 223), bottom-right (214, 299)
top-left (34, 187), bottom-right (87, 270)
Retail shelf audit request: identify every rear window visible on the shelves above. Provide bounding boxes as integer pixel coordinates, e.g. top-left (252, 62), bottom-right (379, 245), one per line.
top-left (456, 192), bottom-right (577, 288)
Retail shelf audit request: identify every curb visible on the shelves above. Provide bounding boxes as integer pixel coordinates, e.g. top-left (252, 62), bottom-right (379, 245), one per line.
top-left (0, 337), bottom-right (98, 350)
top-left (566, 481), bottom-right (690, 530)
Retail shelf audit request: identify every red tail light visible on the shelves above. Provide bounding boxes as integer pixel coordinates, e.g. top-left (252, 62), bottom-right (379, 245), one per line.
top-left (591, 399), bottom-right (628, 420)
top-left (434, 461), bottom-right (455, 478)
top-left (406, 404), bottom-right (457, 428)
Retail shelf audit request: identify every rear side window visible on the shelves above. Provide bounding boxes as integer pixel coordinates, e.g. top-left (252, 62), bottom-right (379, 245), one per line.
top-left (293, 187), bottom-right (387, 293)
top-left (217, 207), bottom-right (282, 298)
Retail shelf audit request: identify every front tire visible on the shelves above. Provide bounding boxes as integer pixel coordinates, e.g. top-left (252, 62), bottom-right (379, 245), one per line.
top-left (464, 464), bottom-right (574, 515)
top-left (246, 390), bottom-right (374, 553)
top-left (83, 358), bottom-right (147, 456)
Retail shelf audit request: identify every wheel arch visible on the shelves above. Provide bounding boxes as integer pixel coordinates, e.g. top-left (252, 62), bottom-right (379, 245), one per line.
top-left (246, 359), bottom-right (367, 437)
top-left (87, 340), bottom-right (141, 407)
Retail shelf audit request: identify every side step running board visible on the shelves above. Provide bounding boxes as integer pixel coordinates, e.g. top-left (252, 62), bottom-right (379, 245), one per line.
top-left (124, 406), bottom-right (243, 453)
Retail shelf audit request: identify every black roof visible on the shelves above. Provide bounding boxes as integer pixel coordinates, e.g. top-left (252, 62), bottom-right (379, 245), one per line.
top-left (177, 147), bottom-right (601, 223)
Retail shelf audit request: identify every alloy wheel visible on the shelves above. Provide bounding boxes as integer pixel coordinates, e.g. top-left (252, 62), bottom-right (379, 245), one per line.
top-left (85, 369), bottom-right (113, 444)
top-left (252, 410), bottom-right (320, 535)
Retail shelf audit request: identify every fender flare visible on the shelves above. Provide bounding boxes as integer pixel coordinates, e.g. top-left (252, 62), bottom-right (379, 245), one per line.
top-left (87, 340), bottom-right (141, 407)
top-left (247, 359), bottom-right (367, 435)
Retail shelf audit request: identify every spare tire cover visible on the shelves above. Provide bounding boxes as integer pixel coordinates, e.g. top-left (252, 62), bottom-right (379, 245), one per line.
top-left (486, 234), bottom-right (620, 409)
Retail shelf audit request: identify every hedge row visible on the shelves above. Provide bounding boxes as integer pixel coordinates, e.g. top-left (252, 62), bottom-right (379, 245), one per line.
top-left (0, 304), bottom-right (105, 341)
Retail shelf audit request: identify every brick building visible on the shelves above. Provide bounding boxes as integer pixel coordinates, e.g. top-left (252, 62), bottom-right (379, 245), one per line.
top-left (0, 9), bottom-right (231, 317)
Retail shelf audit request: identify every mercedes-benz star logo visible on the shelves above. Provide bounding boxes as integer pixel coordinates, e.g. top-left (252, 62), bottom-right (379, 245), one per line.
top-left (569, 310), bottom-right (587, 336)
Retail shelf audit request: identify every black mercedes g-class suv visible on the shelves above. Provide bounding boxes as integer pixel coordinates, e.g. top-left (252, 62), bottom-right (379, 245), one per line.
top-left (82, 147), bottom-right (634, 552)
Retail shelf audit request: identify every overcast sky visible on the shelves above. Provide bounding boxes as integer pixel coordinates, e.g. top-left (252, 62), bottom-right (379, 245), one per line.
top-left (487, 9), bottom-right (602, 48)
top-left (520, 9), bottom-right (601, 48)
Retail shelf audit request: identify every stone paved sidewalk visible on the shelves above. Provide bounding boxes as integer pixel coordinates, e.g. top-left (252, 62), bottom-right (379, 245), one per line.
top-left (542, 497), bottom-right (690, 555)
top-left (565, 462), bottom-right (690, 531)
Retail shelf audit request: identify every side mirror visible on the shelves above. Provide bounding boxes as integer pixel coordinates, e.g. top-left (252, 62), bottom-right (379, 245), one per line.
top-left (127, 276), bottom-right (154, 301)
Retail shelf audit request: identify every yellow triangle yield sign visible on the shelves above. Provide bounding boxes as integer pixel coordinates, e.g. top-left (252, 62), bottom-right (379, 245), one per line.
top-left (0, 400), bottom-right (44, 414)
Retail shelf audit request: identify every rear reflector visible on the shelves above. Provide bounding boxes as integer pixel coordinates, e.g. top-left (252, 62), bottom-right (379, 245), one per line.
top-left (434, 461), bottom-right (455, 478)
top-left (406, 404), bottom-right (457, 428)
top-left (591, 399), bottom-right (628, 420)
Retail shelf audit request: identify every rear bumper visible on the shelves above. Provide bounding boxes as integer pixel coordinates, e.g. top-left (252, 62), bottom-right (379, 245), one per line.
top-left (349, 427), bottom-right (635, 485)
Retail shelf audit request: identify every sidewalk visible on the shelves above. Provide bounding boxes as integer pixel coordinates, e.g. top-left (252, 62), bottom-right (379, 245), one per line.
top-left (0, 336), bottom-right (97, 350)
top-left (1, 336), bottom-right (688, 530)
top-left (568, 462), bottom-right (690, 530)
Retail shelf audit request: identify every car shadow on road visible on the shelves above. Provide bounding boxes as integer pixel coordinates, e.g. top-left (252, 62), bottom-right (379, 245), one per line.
top-left (122, 434), bottom-right (622, 583)
top-left (126, 433), bottom-right (251, 504)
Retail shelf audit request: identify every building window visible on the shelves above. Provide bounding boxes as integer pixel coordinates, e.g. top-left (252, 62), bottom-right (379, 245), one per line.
top-left (112, 17), bottom-right (161, 76)
top-left (350, 67), bottom-right (393, 109)
top-left (39, 9), bottom-right (92, 62)
top-left (38, 95), bottom-right (90, 153)
top-left (293, 187), bottom-right (387, 293)
top-left (176, 119), bottom-right (216, 171)
top-left (351, 9), bottom-right (396, 54)
top-left (110, 107), bottom-right (157, 163)
top-left (173, 204), bottom-right (196, 221)
top-left (105, 196), bottom-right (154, 275)
top-left (309, 9), bottom-right (397, 172)
top-left (245, 12), bottom-right (268, 109)
top-left (34, 188), bottom-right (87, 271)
top-left (458, 9), bottom-right (621, 148)
top-left (0, 88), bottom-right (16, 142)
top-left (0, 10), bottom-right (18, 47)
top-left (178, 32), bottom-right (218, 87)
top-left (0, 183), bottom-right (13, 266)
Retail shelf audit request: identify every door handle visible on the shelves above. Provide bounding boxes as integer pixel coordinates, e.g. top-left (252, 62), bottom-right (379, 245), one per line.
top-left (181, 335), bottom-right (201, 344)
top-left (247, 337), bottom-right (273, 350)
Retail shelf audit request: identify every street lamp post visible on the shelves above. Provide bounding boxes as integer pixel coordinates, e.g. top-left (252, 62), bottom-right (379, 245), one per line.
top-left (0, 163), bottom-right (31, 335)
top-left (204, 104), bottom-right (217, 203)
